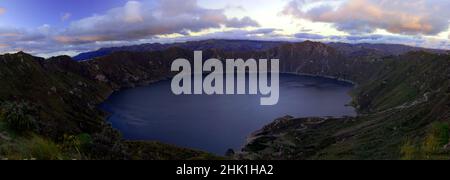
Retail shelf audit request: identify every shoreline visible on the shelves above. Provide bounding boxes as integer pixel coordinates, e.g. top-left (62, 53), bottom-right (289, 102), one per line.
top-left (98, 72), bottom-right (359, 156)
top-left (283, 72), bottom-right (358, 86)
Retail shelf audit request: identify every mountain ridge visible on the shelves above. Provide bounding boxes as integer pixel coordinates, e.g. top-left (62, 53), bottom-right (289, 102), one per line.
top-left (72, 39), bottom-right (449, 61)
top-left (1, 40), bottom-right (449, 160)
top-left (73, 39), bottom-right (285, 61)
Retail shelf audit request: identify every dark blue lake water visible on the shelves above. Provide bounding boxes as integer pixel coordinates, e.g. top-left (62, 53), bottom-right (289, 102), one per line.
top-left (100, 74), bottom-right (355, 155)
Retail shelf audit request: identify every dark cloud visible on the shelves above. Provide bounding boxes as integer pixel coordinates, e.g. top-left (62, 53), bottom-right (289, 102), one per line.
top-left (184, 28), bottom-right (282, 41)
top-left (283, 0), bottom-right (450, 35)
top-left (0, 25), bottom-right (74, 55)
top-left (226, 17), bottom-right (259, 28)
top-left (1, 26), bottom-right (281, 57)
top-left (247, 28), bottom-right (281, 35)
top-left (0, 0), bottom-right (261, 55)
top-left (295, 32), bottom-right (326, 39)
top-left (56, 0), bottom-right (260, 44)
top-left (1, 0), bottom-right (449, 56)
top-left (345, 34), bottom-right (383, 41)
top-left (291, 31), bottom-right (426, 47)
top-left (0, 27), bottom-right (48, 44)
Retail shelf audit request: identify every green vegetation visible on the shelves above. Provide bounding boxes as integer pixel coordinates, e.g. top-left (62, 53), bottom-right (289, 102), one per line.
top-left (241, 51), bottom-right (450, 160)
top-left (0, 136), bottom-right (59, 160)
top-left (400, 122), bottom-right (450, 160)
top-left (1, 42), bottom-right (449, 160)
top-left (60, 133), bottom-right (92, 158)
top-left (125, 141), bottom-right (224, 160)
top-left (400, 140), bottom-right (419, 160)
top-left (423, 123), bottom-right (449, 153)
top-left (0, 52), bottom-right (218, 160)
top-left (1, 101), bottom-right (38, 133)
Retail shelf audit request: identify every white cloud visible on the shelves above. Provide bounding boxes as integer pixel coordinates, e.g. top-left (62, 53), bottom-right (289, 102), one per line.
top-left (123, 1), bottom-right (143, 23)
top-left (1, 0), bottom-right (449, 56)
top-left (55, 0), bottom-right (259, 44)
top-left (283, 0), bottom-right (450, 35)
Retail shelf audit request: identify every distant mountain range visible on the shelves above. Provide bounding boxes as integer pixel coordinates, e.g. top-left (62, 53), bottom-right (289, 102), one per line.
top-left (73, 39), bottom-right (448, 61)
top-left (328, 42), bottom-right (447, 57)
top-left (73, 39), bottom-right (283, 61)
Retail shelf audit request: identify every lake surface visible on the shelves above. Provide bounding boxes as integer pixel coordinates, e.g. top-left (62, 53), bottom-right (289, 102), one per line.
top-left (100, 74), bottom-right (356, 155)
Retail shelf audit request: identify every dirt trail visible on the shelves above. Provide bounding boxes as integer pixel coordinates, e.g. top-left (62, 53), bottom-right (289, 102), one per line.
top-left (362, 89), bottom-right (441, 116)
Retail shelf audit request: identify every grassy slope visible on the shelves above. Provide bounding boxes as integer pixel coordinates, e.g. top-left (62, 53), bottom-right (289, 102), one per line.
top-left (0, 52), bottom-right (217, 160)
top-left (241, 52), bottom-right (450, 160)
top-left (0, 53), bottom-right (111, 136)
top-left (1, 43), bottom-right (448, 160)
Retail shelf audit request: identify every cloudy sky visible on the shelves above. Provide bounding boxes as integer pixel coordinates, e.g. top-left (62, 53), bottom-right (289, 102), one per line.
top-left (0, 0), bottom-right (449, 57)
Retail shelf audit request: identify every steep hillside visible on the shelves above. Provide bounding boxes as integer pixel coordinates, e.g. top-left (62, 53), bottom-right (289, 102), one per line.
top-left (0, 52), bottom-right (217, 160)
top-left (240, 52), bottom-right (450, 160)
top-left (0, 52), bottom-right (111, 137)
top-left (1, 40), bottom-right (449, 160)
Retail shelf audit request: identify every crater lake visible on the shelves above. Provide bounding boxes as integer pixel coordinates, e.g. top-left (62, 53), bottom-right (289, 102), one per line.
top-left (100, 74), bottom-right (356, 155)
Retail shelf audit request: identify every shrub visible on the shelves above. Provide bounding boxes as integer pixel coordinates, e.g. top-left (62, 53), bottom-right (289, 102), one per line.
top-left (89, 126), bottom-right (129, 159)
top-left (23, 135), bottom-right (63, 160)
top-left (400, 140), bottom-right (419, 160)
top-left (401, 122), bottom-right (450, 160)
top-left (77, 133), bottom-right (93, 149)
top-left (433, 123), bottom-right (449, 146)
top-left (0, 102), bottom-right (38, 133)
top-left (61, 133), bottom-right (92, 156)
top-left (423, 122), bottom-right (449, 155)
